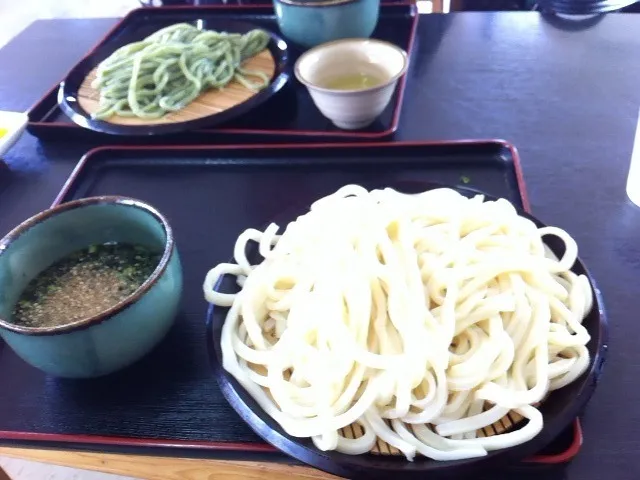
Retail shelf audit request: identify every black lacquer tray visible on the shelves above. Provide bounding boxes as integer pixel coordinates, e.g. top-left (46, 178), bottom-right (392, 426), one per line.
top-left (0, 141), bottom-right (599, 478)
top-left (26, 3), bottom-right (417, 143)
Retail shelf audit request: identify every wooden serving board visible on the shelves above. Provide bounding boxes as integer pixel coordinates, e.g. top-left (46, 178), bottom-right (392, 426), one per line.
top-left (77, 49), bottom-right (275, 126)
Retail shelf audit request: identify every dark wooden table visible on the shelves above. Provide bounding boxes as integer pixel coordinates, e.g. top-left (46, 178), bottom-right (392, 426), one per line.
top-left (1, 11), bottom-right (640, 480)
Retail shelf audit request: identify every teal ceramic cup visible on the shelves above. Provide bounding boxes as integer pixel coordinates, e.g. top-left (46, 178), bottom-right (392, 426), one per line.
top-left (0, 196), bottom-right (183, 378)
top-left (274, 0), bottom-right (381, 49)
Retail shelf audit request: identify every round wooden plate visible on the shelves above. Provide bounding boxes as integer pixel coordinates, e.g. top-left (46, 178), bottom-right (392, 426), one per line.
top-left (77, 49), bottom-right (276, 126)
top-left (58, 20), bottom-right (289, 136)
top-left (205, 182), bottom-right (609, 480)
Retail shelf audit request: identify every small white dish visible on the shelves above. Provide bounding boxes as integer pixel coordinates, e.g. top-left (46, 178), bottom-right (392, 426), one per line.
top-left (0, 111), bottom-right (28, 157)
top-left (294, 38), bottom-right (408, 130)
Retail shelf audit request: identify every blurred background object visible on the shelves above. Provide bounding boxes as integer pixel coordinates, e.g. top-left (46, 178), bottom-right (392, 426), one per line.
top-left (450, 0), bottom-right (533, 9)
top-left (139, 0), bottom-right (640, 13)
top-left (450, 0), bottom-right (640, 11)
top-left (535, 0), bottom-right (639, 13)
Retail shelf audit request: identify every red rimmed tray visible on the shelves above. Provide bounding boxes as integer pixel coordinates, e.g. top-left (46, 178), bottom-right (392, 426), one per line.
top-left (26, 3), bottom-right (417, 144)
top-left (0, 141), bottom-right (584, 475)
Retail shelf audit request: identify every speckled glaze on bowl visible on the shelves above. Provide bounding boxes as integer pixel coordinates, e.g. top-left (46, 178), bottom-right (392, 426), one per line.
top-left (0, 196), bottom-right (183, 378)
top-left (274, 0), bottom-right (380, 48)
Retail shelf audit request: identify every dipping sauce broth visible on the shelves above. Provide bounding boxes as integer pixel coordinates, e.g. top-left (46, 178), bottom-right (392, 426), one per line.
top-left (12, 243), bottom-right (162, 328)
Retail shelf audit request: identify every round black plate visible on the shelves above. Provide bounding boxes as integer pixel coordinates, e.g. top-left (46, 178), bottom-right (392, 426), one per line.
top-left (205, 182), bottom-right (608, 480)
top-left (58, 19), bottom-right (290, 136)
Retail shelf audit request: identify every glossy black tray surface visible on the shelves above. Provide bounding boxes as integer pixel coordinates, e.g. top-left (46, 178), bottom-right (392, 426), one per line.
top-left (27, 3), bottom-right (417, 143)
top-left (0, 142), bottom-right (588, 475)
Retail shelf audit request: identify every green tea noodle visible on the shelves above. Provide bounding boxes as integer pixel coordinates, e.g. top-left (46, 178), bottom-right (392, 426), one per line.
top-left (203, 186), bottom-right (593, 461)
top-left (92, 23), bottom-right (271, 120)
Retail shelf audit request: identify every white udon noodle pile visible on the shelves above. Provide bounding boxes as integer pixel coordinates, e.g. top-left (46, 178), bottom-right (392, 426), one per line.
top-left (203, 185), bottom-right (593, 461)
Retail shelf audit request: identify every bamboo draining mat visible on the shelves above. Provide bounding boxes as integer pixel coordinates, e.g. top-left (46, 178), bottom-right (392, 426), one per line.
top-left (77, 49), bottom-right (275, 125)
top-left (341, 410), bottom-right (525, 456)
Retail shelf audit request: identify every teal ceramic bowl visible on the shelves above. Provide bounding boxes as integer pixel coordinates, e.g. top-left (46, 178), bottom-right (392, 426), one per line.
top-left (274, 0), bottom-right (380, 49)
top-left (0, 196), bottom-right (183, 378)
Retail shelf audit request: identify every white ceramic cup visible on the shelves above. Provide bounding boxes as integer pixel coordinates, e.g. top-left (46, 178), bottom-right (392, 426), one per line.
top-left (626, 107), bottom-right (640, 207)
top-left (295, 39), bottom-right (408, 130)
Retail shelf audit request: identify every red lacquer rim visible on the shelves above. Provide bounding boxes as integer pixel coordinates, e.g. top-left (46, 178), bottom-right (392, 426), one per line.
top-left (32, 139), bottom-right (578, 464)
top-left (528, 419), bottom-right (583, 464)
top-left (27, 2), bottom-right (418, 139)
top-left (0, 420), bottom-right (583, 463)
